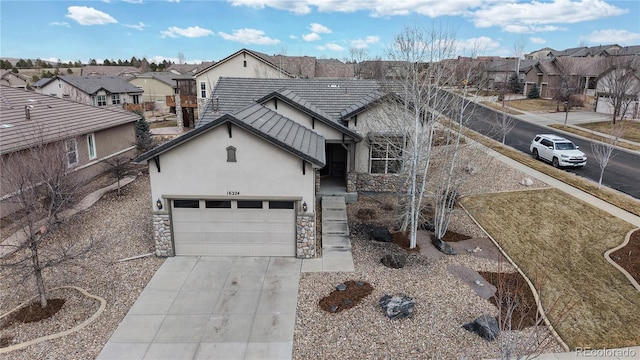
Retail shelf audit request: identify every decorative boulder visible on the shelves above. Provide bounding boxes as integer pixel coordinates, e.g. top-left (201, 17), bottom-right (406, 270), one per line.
top-left (379, 294), bottom-right (415, 319)
top-left (419, 220), bottom-right (435, 232)
top-left (381, 254), bottom-right (406, 269)
top-left (520, 178), bottom-right (534, 186)
top-left (465, 164), bottom-right (477, 175)
top-left (463, 314), bottom-right (500, 341)
top-left (370, 226), bottom-right (392, 242)
top-left (432, 237), bottom-right (456, 255)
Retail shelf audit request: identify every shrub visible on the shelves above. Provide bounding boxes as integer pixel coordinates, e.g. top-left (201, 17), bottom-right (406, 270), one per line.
top-left (357, 208), bottom-right (377, 221)
top-left (134, 110), bottom-right (153, 152)
top-left (382, 201), bottom-right (395, 211)
top-left (527, 83), bottom-right (540, 99)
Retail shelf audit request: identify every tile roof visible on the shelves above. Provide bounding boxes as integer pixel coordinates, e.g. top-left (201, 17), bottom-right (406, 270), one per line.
top-left (202, 77), bottom-right (384, 127)
top-left (0, 85), bottom-right (139, 154)
top-left (57, 75), bottom-right (143, 95)
top-left (135, 102), bottom-right (325, 167)
top-left (32, 77), bottom-right (53, 88)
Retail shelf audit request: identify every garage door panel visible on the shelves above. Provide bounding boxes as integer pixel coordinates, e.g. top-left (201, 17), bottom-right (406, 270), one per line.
top-left (172, 200), bottom-right (295, 257)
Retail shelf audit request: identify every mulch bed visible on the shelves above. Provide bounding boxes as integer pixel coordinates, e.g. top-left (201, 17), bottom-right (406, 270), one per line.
top-left (478, 271), bottom-right (539, 329)
top-left (610, 229), bottom-right (640, 283)
top-left (319, 280), bottom-right (374, 313)
top-left (0, 299), bottom-right (65, 333)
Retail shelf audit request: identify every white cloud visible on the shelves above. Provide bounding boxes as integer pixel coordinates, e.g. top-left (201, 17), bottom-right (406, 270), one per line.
top-left (530, 37), bottom-right (546, 44)
top-left (227, 0), bottom-right (479, 17)
top-left (122, 0), bottom-right (144, 3)
top-left (66, 6), bottom-right (117, 25)
top-left (161, 26), bottom-right (214, 38)
top-left (49, 21), bottom-right (70, 27)
top-left (351, 36), bottom-right (379, 49)
top-left (289, 35), bottom-right (297, 39)
top-left (124, 22), bottom-right (147, 31)
top-left (310, 23), bottom-right (331, 33)
top-left (167, 0), bottom-right (181, 2)
top-left (218, 28), bottom-right (280, 45)
top-left (472, 0), bottom-right (626, 33)
top-left (303, 33), bottom-right (321, 41)
top-left (582, 29), bottom-right (640, 45)
top-left (454, 36), bottom-right (501, 55)
top-left (318, 42), bottom-right (344, 51)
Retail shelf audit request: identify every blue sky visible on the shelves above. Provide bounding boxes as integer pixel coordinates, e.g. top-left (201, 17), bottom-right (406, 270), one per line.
top-left (1, 0), bottom-right (639, 64)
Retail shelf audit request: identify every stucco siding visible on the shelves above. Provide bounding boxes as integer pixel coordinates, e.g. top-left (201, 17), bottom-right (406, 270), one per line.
top-left (128, 78), bottom-right (173, 103)
top-left (262, 99), bottom-right (345, 140)
top-left (148, 123), bottom-right (315, 211)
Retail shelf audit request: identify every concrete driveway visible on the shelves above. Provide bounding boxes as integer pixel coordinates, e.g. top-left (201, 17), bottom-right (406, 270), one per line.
top-left (97, 256), bottom-right (301, 360)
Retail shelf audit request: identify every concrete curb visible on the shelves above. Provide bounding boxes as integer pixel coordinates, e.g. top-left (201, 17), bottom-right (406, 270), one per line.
top-left (459, 202), bottom-right (570, 353)
top-left (604, 228), bottom-right (640, 292)
top-left (0, 286), bottom-right (107, 354)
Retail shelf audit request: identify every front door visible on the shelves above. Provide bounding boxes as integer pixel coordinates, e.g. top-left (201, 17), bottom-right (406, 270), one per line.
top-left (320, 143), bottom-right (347, 179)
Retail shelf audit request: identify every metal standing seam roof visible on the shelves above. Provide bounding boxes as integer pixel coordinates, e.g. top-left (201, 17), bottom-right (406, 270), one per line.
top-left (200, 77), bottom-right (385, 127)
top-left (56, 75), bottom-right (144, 95)
top-left (0, 85), bottom-right (139, 155)
top-left (135, 102), bottom-right (325, 167)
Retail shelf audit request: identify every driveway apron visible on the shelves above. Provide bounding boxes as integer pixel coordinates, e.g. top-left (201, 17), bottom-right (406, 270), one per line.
top-left (97, 256), bottom-right (301, 360)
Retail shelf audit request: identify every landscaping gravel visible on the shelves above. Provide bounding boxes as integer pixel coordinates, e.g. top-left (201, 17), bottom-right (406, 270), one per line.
top-left (293, 152), bottom-right (562, 359)
top-left (0, 174), bottom-right (164, 360)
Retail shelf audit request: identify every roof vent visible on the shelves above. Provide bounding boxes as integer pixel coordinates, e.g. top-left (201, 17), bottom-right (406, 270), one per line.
top-left (25, 105), bottom-right (33, 120)
top-left (328, 84), bottom-right (340, 88)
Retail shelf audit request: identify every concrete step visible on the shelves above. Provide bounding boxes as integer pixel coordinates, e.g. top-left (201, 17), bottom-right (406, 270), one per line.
top-left (323, 221), bottom-right (348, 235)
top-left (323, 234), bottom-right (352, 249)
top-left (321, 196), bottom-right (346, 209)
top-left (323, 208), bottom-right (347, 221)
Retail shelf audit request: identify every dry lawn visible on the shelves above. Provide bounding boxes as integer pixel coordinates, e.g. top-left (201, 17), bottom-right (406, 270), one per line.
top-left (578, 120), bottom-right (640, 143)
top-left (480, 101), bottom-right (523, 115)
top-left (506, 99), bottom-right (558, 112)
top-left (460, 188), bottom-right (639, 349)
top-left (148, 119), bottom-right (177, 129)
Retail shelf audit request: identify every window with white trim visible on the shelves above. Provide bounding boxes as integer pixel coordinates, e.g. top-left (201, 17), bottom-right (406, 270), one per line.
top-left (369, 138), bottom-right (403, 174)
top-left (96, 95), bottom-right (106, 106)
top-left (132, 94), bottom-right (140, 104)
top-left (200, 82), bottom-right (207, 98)
top-left (111, 94), bottom-right (120, 105)
top-left (87, 133), bottom-right (96, 159)
top-left (66, 138), bottom-right (78, 167)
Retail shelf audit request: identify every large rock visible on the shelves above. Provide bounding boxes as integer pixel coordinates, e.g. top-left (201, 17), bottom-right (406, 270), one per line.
top-left (463, 314), bottom-right (500, 341)
top-left (381, 254), bottom-right (406, 269)
top-left (432, 237), bottom-right (456, 255)
top-left (379, 294), bottom-right (415, 319)
top-left (370, 226), bottom-right (392, 242)
top-left (419, 220), bottom-right (435, 232)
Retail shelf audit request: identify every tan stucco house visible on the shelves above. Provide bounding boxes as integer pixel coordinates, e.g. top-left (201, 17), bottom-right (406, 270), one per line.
top-left (135, 77), bottom-right (401, 259)
top-left (0, 70), bottom-right (29, 89)
top-left (0, 85), bottom-right (139, 218)
top-left (35, 75), bottom-right (143, 107)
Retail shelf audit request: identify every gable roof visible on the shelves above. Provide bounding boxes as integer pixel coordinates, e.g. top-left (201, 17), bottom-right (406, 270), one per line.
top-left (202, 77), bottom-right (384, 130)
top-left (135, 102), bottom-right (325, 167)
top-left (0, 85), bottom-right (139, 155)
top-left (131, 72), bottom-right (193, 87)
top-left (32, 77), bottom-right (53, 88)
top-left (195, 49), bottom-right (295, 78)
top-left (55, 75), bottom-right (143, 95)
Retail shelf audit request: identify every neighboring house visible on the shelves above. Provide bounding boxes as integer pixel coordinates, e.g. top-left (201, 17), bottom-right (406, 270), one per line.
top-left (81, 65), bottom-right (140, 79)
top-left (525, 47), bottom-right (554, 60)
top-left (129, 71), bottom-right (197, 126)
top-left (523, 57), bottom-right (606, 98)
top-left (194, 48), bottom-right (355, 111)
top-left (0, 70), bottom-right (29, 89)
top-left (31, 77), bottom-right (52, 90)
top-left (480, 58), bottom-right (537, 91)
top-left (35, 75), bottom-right (143, 107)
top-left (0, 85), bottom-right (139, 218)
top-left (167, 62), bottom-right (215, 76)
top-left (135, 77), bottom-right (402, 258)
top-left (594, 58), bottom-right (640, 119)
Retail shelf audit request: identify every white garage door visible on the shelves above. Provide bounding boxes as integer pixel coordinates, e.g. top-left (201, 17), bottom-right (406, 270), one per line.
top-left (172, 199), bottom-right (296, 256)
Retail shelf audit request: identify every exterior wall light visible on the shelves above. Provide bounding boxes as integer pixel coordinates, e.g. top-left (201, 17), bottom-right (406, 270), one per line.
top-left (156, 198), bottom-right (163, 210)
top-left (302, 201), bottom-right (308, 212)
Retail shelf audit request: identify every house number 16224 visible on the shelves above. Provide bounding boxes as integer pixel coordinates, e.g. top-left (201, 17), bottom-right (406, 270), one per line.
top-left (227, 191), bottom-right (240, 195)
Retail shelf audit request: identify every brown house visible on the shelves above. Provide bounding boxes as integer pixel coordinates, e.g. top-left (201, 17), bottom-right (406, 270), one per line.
top-left (523, 57), bottom-right (607, 99)
top-left (0, 85), bottom-right (139, 218)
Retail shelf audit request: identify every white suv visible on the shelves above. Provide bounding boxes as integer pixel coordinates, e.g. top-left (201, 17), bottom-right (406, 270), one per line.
top-left (530, 134), bottom-right (586, 168)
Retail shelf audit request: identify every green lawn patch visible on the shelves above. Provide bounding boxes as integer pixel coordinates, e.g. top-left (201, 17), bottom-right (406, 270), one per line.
top-left (461, 188), bottom-right (639, 349)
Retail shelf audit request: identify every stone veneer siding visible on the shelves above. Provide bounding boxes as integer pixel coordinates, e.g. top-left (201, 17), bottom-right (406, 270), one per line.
top-left (356, 173), bottom-right (401, 192)
top-left (152, 213), bottom-right (174, 257)
top-left (296, 213), bottom-right (316, 258)
top-left (346, 172), bottom-right (357, 192)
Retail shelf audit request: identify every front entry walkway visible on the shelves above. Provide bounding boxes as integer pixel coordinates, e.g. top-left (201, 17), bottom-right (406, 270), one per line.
top-left (97, 256), bottom-right (301, 360)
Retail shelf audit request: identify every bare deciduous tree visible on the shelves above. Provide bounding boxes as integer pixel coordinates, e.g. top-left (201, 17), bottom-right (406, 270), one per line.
top-left (590, 124), bottom-right (624, 188)
top-left (0, 139), bottom-right (93, 308)
top-left (552, 57), bottom-right (585, 126)
top-left (492, 111), bottom-right (517, 145)
top-left (104, 155), bottom-right (133, 195)
top-left (597, 57), bottom-right (640, 124)
top-left (347, 46), bottom-right (369, 78)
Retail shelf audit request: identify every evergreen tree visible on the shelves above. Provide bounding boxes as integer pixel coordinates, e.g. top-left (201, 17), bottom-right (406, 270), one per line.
top-left (528, 83), bottom-right (540, 99)
top-left (507, 72), bottom-right (523, 94)
top-left (134, 110), bottom-right (153, 152)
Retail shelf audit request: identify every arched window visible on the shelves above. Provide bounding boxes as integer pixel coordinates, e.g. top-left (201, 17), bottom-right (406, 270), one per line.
top-left (226, 146), bottom-right (236, 162)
